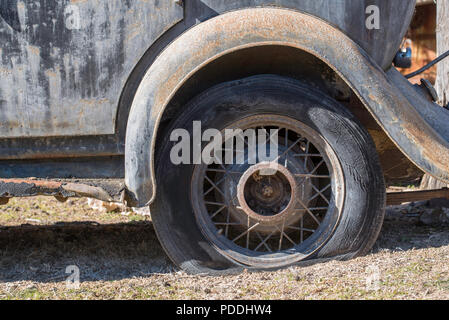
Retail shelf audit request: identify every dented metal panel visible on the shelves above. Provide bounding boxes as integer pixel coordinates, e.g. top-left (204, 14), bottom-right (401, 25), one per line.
top-left (0, 0), bottom-right (183, 137)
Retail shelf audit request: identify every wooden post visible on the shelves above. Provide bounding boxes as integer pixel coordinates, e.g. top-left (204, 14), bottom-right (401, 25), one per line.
top-left (420, 0), bottom-right (449, 190)
top-left (435, 0), bottom-right (449, 106)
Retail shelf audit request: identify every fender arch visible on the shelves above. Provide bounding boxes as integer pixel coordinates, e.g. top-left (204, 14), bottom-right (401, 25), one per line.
top-left (125, 7), bottom-right (449, 207)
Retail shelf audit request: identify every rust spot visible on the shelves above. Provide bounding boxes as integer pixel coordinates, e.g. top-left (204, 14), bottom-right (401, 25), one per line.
top-left (27, 45), bottom-right (40, 56)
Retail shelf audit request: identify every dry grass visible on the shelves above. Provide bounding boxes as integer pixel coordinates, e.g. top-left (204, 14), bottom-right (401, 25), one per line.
top-left (0, 196), bottom-right (448, 300)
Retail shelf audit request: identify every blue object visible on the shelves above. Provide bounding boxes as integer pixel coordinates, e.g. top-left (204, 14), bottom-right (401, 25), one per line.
top-left (394, 47), bottom-right (412, 68)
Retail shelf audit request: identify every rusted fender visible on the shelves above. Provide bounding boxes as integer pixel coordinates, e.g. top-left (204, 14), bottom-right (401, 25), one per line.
top-left (125, 7), bottom-right (449, 207)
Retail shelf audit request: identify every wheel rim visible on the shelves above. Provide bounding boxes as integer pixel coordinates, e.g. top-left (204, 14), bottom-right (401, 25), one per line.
top-left (191, 115), bottom-right (345, 268)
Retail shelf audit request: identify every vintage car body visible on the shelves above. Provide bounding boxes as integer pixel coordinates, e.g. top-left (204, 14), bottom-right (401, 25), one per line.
top-left (1, 0), bottom-right (449, 272)
top-left (0, 0), bottom-right (447, 198)
top-left (0, 1), bottom-right (432, 180)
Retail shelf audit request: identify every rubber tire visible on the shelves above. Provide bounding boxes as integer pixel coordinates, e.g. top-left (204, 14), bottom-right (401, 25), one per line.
top-left (150, 75), bottom-right (386, 275)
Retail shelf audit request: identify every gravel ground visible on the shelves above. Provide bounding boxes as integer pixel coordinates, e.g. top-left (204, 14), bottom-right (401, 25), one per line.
top-left (0, 196), bottom-right (448, 300)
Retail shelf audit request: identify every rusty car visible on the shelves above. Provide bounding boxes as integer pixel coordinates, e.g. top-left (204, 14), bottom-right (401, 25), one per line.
top-left (1, 0), bottom-right (448, 274)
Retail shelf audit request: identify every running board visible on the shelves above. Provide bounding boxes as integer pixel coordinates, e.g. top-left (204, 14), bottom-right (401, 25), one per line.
top-left (0, 178), bottom-right (125, 205)
top-left (1, 178), bottom-right (447, 207)
top-left (386, 188), bottom-right (449, 206)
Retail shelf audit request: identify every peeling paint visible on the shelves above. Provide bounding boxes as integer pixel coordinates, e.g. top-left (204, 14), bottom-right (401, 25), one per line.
top-left (0, 0), bottom-right (183, 137)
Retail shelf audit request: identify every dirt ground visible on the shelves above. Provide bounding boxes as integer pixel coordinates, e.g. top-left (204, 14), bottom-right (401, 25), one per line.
top-left (0, 196), bottom-right (448, 300)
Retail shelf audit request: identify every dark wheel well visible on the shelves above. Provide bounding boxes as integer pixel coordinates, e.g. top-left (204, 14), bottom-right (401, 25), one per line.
top-left (155, 45), bottom-right (422, 185)
top-left (159, 45), bottom-right (350, 130)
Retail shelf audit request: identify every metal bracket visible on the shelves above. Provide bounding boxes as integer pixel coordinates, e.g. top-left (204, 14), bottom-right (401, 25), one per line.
top-left (420, 79), bottom-right (439, 102)
top-left (387, 188), bottom-right (449, 205)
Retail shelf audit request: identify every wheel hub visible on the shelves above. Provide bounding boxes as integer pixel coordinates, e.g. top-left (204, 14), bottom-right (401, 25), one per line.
top-left (217, 142), bottom-right (316, 234)
top-left (237, 162), bottom-right (298, 224)
top-left (247, 172), bottom-right (287, 212)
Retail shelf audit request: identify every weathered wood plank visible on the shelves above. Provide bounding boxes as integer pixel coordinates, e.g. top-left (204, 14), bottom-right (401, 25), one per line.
top-left (420, 0), bottom-right (449, 190)
top-left (436, 0), bottom-right (449, 106)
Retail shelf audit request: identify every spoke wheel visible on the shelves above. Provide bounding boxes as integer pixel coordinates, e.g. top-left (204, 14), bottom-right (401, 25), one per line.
top-left (191, 115), bottom-right (344, 268)
top-left (151, 75), bottom-right (385, 275)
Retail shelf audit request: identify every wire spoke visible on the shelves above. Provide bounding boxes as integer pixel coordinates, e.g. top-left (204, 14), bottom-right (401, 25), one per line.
top-left (308, 183), bottom-right (331, 203)
top-left (254, 230), bottom-right (276, 252)
top-left (287, 225), bottom-right (316, 233)
top-left (283, 232), bottom-right (297, 246)
top-left (310, 159), bottom-right (325, 174)
top-left (272, 137), bottom-right (303, 163)
top-left (304, 140), bottom-right (310, 168)
top-left (246, 216), bottom-right (251, 249)
top-left (214, 222), bottom-right (243, 226)
top-left (204, 175), bottom-right (227, 196)
top-left (204, 201), bottom-right (226, 206)
top-left (310, 184), bottom-right (330, 205)
top-left (275, 225), bottom-right (296, 247)
top-left (225, 208), bottom-right (231, 238)
top-left (232, 222), bottom-right (260, 243)
top-left (294, 173), bottom-right (331, 179)
top-left (278, 219), bottom-right (286, 251)
top-left (296, 198), bottom-right (322, 226)
top-left (204, 166), bottom-right (245, 199)
top-left (293, 153), bottom-right (323, 157)
top-left (210, 205), bottom-right (227, 219)
top-left (206, 168), bottom-right (244, 175)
